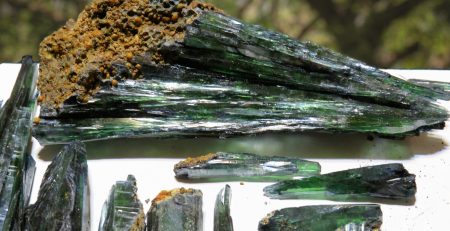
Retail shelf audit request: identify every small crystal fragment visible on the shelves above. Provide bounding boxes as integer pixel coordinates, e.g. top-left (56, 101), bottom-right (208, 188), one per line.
top-left (174, 152), bottom-right (320, 182)
top-left (264, 163), bottom-right (416, 202)
top-left (25, 141), bottom-right (89, 231)
top-left (98, 175), bottom-right (145, 231)
top-left (146, 188), bottom-right (203, 231)
top-left (214, 185), bottom-right (233, 231)
top-left (258, 204), bottom-right (382, 231)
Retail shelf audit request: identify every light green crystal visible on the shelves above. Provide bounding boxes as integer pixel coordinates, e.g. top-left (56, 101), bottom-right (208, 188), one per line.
top-left (99, 175), bottom-right (145, 231)
top-left (146, 188), bottom-right (203, 231)
top-left (174, 152), bottom-right (320, 182)
top-left (214, 185), bottom-right (233, 231)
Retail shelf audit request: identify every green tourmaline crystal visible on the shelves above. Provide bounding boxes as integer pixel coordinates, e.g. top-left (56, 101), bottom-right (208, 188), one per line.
top-left (408, 79), bottom-right (450, 96)
top-left (174, 152), bottom-right (320, 182)
top-left (214, 185), bottom-right (233, 231)
top-left (25, 142), bottom-right (89, 231)
top-left (98, 175), bottom-right (145, 231)
top-left (0, 56), bottom-right (37, 230)
top-left (258, 204), bottom-right (382, 231)
top-left (146, 188), bottom-right (203, 231)
top-left (34, 1), bottom-right (448, 144)
top-left (264, 163), bottom-right (416, 203)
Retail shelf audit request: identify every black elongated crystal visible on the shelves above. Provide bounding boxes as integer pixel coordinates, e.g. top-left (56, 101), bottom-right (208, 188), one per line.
top-left (25, 142), bottom-right (89, 231)
top-left (258, 204), bottom-right (382, 231)
top-left (264, 163), bottom-right (416, 202)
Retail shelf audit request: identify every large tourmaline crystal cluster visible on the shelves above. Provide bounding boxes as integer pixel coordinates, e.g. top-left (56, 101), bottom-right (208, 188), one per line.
top-left (33, 0), bottom-right (449, 144)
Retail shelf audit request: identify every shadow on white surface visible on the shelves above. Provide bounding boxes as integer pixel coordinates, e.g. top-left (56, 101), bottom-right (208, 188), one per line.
top-left (37, 131), bottom-right (446, 161)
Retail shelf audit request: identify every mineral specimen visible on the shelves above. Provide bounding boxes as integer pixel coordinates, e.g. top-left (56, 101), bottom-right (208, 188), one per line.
top-left (98, 175), bottom-right (145, 231)
top-left (174, 152), bottom-right (320, 182)
top-left (214, 185), bottom-right (233, 231)
top-left (24, 141), bottom-right (89, 231)
top-left (258, 204), bottom-right (382, 231)
top-left (34, 64), bottom-right (447, 144)
top-left (34, 0), bottom-right (449, 144)
top-left (0, 56), bottom-right (37, 230)
top-left (263, 163), bottom-right (416, 202)
top-left (408, 79), bottom-right (450, 97)
top-left (146, 188), bottom-right (203, 231)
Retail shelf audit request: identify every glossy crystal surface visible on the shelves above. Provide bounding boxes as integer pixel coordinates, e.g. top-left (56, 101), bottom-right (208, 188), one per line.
top-left (34, 64), bottom-right (447, 144)
top-left (258, 204), bottom-right (382, 231)
top-left (174, 152), bottom-right (320, 182)
top-left (214, 185), bottom-right (233, 231)
top-left (146, 188), bottom-right (203, 231)
top-left (99, 175), bottom-right (145, 231)
top-left (25, 142), bottom-right (89, 231)
top-left (34, 6), bottom-right (449, 144)
top-left (0, 56), bottom-right (37, 230)
top-left (264, 163), bottom-right (416, 202)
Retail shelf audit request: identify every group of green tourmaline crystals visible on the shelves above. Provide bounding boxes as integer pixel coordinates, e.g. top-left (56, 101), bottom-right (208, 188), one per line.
top-left (1, 0), bottom-right (449, 230)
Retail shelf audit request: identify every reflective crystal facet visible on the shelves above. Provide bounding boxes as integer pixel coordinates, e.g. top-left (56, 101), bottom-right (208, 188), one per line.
top-left (0, 56), bottom-right (37, 230)
top-left (264, 163), bottom-right (416, 202)
top-left (214, 185), bottom-right (233, 231)
top-left (34, 1), bottom-right (448, 144)
top-left (25, 142), bottom-right (89, 231)
top-left (258, 204), bottom-right (382, 231)
top-left (174, 152), bottom-right (320, 182)
top-left (146, 188), bottom-right (203, 231)
top-left (99, 175), bottom-right (145, 231)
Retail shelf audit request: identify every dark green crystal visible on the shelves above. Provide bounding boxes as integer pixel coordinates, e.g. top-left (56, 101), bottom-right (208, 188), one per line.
top-left (163, 12), bottom-right (446, 108)
top-left (264, 163), bottom-right (416, 203)
top-left (408, 79), bottom-right (450, 97)
top-left (174, 152), bottom-right (320, 182)
top-left (258, 204), bottom-right (382, 231)
top-left (146, 188), bottom-right (203, 231)
top-left (98, 175), bottom-right (145, 231)
top-left (0, 56), bottom-right (37, 230)
top-left (25, 142), bottom-right (89, 231)
top-left (33, 6), bottom-right (449, 144)
top-left (33, 64), bottom-right (447, 144)
top-left (214, 185), bottom-right (233, 231)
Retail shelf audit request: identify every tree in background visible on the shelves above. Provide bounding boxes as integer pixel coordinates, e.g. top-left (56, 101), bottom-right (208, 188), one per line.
top-left (1, 0), bottom-right (448, 68)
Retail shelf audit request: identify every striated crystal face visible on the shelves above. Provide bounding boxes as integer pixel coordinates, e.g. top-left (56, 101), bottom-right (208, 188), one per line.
top-left (174, 152), bottom-right (320, 182)
top-left (258, 204), bottom-right (382, 231)
top-left (25, 142), bottom-right (89, 231)
top-left (214, 185), bottom-right (233, 231)
top-left (34, 0), bottom-right (448, 144)
top-left (146, 188), bottom-right (203, 231)
top-left (34, 64), bottom-right (447, 144)
top-left (0, 57), bottom-right (37, 230)
top-left (264, 163), bottom-right (416, 203)
top-left (99, 175), bottom-right (145, 231)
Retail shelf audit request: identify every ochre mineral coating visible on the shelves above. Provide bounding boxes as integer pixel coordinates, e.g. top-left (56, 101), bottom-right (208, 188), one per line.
top-left (152, 188), bottom-right (195, 204)
top-left (38, 0), bottom-right (219, 109)
top-left (174, 153), bottom-right (217, 170)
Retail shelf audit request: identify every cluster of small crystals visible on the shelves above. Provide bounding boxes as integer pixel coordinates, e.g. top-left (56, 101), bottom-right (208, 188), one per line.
top-left (38, 0), bottom-right (218, 108)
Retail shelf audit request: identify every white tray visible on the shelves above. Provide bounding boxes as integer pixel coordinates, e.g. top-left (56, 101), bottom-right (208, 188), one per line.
top-left (1, 63), bottom-right (449, 230)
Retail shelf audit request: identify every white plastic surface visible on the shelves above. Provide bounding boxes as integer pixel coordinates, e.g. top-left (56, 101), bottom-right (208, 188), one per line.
top-left (1, 63), bottom-right (450, 230)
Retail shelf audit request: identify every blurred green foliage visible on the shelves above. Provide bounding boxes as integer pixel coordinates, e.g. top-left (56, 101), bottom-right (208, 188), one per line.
top-left (0, 0), bottom-right (449, 68)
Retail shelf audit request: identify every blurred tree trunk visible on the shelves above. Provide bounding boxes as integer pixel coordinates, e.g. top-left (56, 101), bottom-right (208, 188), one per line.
top-left (304, 0), bottom-right (423, 67)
